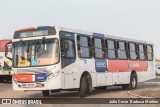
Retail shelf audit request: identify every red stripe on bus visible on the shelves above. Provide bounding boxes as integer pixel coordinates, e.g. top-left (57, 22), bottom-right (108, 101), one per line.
top-left (13, 73), bottom-right (33, 82)
top-left (108, 60), bottom-right (148, 72)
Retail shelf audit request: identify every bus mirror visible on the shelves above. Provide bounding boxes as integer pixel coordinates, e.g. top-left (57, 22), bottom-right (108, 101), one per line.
top-left (5, 42), bottom-right (12, 60)
top-left (64, 42), bottom-right (69, 50)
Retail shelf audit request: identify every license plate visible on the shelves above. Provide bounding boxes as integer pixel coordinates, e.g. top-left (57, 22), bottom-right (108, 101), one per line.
top-left (21, 83), bottom-right (36, 88)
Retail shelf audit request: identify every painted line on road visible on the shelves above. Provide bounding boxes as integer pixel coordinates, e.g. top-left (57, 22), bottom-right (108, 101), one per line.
top-left (127, 91), bottom-right (152, 98)
top-left (143, 82), bottom-right (160, 84)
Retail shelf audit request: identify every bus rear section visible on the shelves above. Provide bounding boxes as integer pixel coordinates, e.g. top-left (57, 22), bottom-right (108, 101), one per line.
top-left (0, 39), bottom-right (12, 81)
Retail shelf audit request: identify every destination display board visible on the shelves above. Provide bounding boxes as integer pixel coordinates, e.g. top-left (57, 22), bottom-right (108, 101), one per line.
top-left (13, 27), bottom-right (56, 39)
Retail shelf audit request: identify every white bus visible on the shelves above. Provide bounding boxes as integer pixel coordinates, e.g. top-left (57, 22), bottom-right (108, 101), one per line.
top-left (0, 39), bottom-right (12, 81)
top-left (5, 26), bottom-right (155, 97)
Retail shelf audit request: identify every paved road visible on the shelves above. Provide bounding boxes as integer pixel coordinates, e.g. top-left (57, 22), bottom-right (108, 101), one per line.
top-left (0, 77), bottom-right (160, 98)
top-left (0, 76), bottom-right (160, 107)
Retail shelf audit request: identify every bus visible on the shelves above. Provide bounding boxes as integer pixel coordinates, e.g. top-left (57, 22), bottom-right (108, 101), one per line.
top-left (0, 39), bottom-right (12, 81)
top-left (5, 26), bottom-right (155, 97)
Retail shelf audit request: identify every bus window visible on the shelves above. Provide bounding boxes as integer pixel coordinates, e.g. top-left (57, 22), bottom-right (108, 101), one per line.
top-left (117, 41), bottom-right (128, 60)
top-left (77, 36), bottom-right (91, 58)
top-left (13, 39), bottom-right (59, 67)
top-left (61, 39), bottom-right (75, 58)
top-left (129, 43), bottom-right (137, 60)
top-left (146, 45), bottom-right (153, 61)
top-left (106, 40), bottom-right (117, 59)
top-left (93, 38), bottom-right (105, 58)
top-left (138, 44), bottom-right (146, 60)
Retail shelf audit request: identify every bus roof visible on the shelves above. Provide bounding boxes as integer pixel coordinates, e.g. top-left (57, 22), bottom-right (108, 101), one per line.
top-left (13, 26), bottom-right (153, 45)
top-left (59, 26), bottom-right (153, 45)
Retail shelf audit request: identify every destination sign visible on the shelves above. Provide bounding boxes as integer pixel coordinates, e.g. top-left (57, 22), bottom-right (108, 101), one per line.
top-left (20, 30), bottom-right (48, 38)
top-left (13, 27), bottom-right (56, 39)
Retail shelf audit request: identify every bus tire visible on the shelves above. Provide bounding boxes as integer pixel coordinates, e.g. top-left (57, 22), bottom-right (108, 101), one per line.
top-left (130, 73), bottom-right (137, 89)
top-left (42, 90), bottom-right (50, 96)
top-left (122, 73), bottom-right (137, 90)
top-left (79, 76), bottom-right (87, 97)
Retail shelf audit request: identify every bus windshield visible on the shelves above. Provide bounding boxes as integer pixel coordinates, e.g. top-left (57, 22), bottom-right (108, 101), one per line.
top-left (13, 38), bottom-right (59, 67)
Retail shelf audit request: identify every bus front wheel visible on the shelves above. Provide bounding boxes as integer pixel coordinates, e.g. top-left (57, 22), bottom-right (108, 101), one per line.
top-left (79, 76), bottom-right (88, 97)
top-left (42, 90), bottom-right (50, 96)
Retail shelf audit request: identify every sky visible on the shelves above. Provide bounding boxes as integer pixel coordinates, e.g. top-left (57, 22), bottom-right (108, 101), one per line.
top-left (0, 0), bottom-right (160, 58)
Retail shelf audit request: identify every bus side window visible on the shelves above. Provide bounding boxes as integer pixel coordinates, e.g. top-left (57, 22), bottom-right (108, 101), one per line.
top-left (77, 35), bottom-right (91, 58)
top-left (146, 45), bottom-right (153, 61)
top-left (117, 41), bottom-right (128, 60)
top-left (138, 44), bottom-right (146, 60)
top-left (93, 38), bottom-right (105, 58)
top-left (129, 42), bottom-right (137, 60)
top-left (61, 39), bottom-right (75, 58)
top-left (106, 39), bottom-right (117, 59)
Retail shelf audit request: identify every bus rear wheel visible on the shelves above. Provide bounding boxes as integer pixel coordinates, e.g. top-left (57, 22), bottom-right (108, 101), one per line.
top-left (122, 73), bottom-right (137, 90)
top-left (42, 90), bottom-right (50, 96)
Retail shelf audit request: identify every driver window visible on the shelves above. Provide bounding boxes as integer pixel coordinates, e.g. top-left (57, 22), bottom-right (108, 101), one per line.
top-left (61, 39), bottom-right (75, 58)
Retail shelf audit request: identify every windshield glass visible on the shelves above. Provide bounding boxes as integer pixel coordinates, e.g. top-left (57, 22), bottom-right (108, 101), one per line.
top-left (13, 39), bottom-right (59, 67)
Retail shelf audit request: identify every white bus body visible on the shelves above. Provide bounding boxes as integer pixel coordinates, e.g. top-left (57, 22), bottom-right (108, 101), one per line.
top-left (10, 26), bottom-right (155, 97)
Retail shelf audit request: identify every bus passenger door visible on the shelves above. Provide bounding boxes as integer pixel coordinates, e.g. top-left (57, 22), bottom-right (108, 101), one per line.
top-left (60, 31), bottom-right (76, 89)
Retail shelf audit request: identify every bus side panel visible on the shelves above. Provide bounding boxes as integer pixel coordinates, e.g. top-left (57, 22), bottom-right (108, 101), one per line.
top-left (112, 72), bottom-right (124, 85)
top-left (73, 73), bottom-right (81, 88)
top-left (108, 60), bottom-right (128, 72)
top-left (62, 62), bottom-right (80, 89)
top-left (137, 61), bottom-right (155, 82)
top-left (64, 74), bottom-right (74, 89)
top-left (62, 65), bottom-right (74, 89)
top-left (96, 73), bottom-right (106, 86)
top-left (137, 61), bottom-right (148, 71)
top-left (137, 71), bottom-right (155, 82)
top-left (105, 73), bottom-right (113, 86)
top-left (123, 72), bottom-right (130, 84)
top-left (147, 61), bottom-right (154, 72)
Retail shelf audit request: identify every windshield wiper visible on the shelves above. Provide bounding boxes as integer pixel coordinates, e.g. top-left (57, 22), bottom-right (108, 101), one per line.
top-left (20, 39), bottom-right (28, 52)
top-left (20, 39), bottom-right (25, 46)
top-left (41, 37), bottom-right (46, 50)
